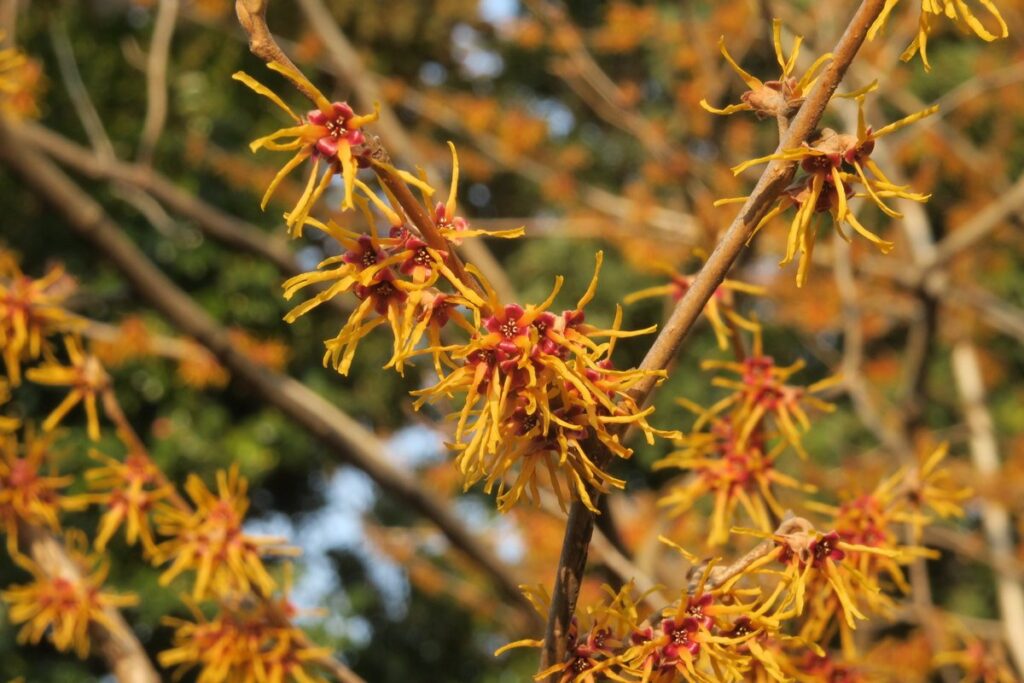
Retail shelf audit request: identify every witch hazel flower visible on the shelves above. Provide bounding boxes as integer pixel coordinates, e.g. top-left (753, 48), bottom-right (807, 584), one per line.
top-left (697, 328), bottom-right (839, 459)
top-left (721, 88), bottom-right (938, 286)
top-left (701, 20), bottom-right (833, 120)
top-left (233, 61), bottom-right (395, 235)
top-left (656, 416), bottom-right (816, 545)
top-left (2, 549), bottom-right (138, 660)
top-left (624, 260), bottom-right (764, 351)
top-left (0, 260), bottom-right (79, 386)
top-left (415, 253), bottom-right (672, 513)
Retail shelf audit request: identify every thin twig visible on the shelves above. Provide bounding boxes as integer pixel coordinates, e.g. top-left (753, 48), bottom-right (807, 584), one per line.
top-left (952, 341), bottom-right (1024, 676)
top-left (18, 121), bottom-right (353, 318)
top-left (136, 0), bottom-right (179, 165)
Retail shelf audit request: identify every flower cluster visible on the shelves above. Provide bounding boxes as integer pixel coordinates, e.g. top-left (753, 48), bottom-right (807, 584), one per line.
top-left (75, 449), bottom-right (173, 553)
top-left (236, 58), bottom-right (675, 514)
top-left (234, 62), bottom-right (383, 234)
top-left (160, 593), bottom-right (330, 683)
top-left (656, 326), bottom-right (836, 543)
top-left (502, 494), bottom-right (960, 681)
top-left (3, 551), bottom-right (137, 659)
top-left (708, 27), bottom-right (938, 286)
top-left (0, 260), bottom-right (78, 385)
top-left (415, 254), bottom-right (674, 512)
top-left (0, 251), bottom-right (332, 675)
top-left (152, 465), bottom-right (296, 599)
top-left (0, 430), bottom-right (83, 556)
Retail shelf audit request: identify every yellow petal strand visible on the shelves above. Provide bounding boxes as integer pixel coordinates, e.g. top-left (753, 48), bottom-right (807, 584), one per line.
top-left (772, 19), bottom-right (787, 72)
top-left (845, 211), bottom-right (895, 253)
top-left (853, 161), bottom-right (901, 218)
top-left (445, 141), bottom-right (460, 219)
top-left (536, 276), bottom-right (565, 313)
top-left (231, 71), bottom-right (301, 122)
top-left (718, 37), bottom-right (762, 89)
top-left (339, 142), bottom-right (357, 211)
top-left (266, 60), bottom-right (332, 114)
top-left (783, 35), bottom-right (803, 78)
top-left (348, 101), bottom-right (381, 128)
top-left (831, 167), bottom-right (849, 220)
top-left (494, 639), bottom-right (543, 657)
top-left (622, 284), bottom-right (674, 305)
top-left (797, 52), bottom-right (834, 91)
top-left (354, 178), bottom-right (402, 225)
top-left (955, 0), bottom-right (1008, 40)
top-left (836, 80), bottom-right (878, 100)
top-left (868, 0), bottom-right (903, 40)
top-left (576, 251), bottom-right (603, 310)
top-left (260, 150), bottom-right (310, 210)
top-left (872, 105), bottom-right (939, 138)
top-left (699, 100), bottom-right (752, 116)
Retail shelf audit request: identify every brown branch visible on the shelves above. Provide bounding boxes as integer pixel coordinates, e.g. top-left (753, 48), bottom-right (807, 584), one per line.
top-left (16, 521), bottom-right (160, 683)
top-left (136, 0), bottom-right (179, 165)
top-left (539, 1), bottom-right (887, 673)
top-left (952, 341), bottom-right (1024, 676)
top-left (234, 0), bottom-right (318, 103)
top-left (0, 119), bottom-right (538, 625)
top-left (19, 122), bottom-right (298, 277)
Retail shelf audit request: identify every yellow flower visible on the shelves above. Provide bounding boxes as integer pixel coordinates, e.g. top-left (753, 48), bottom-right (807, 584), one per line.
top-left (701, 20), bottom-right (832, 119)
top-left (656, 415), bottom-right (816, 546)
top-left (0, 36), bottom-right (44, 120)
top-left (722, 93), bottom-right (937, 286)
top-left (624, 261), bottom-right (764, 351)
top-left (0, 430), bottom-right (84, 557)
top-left (282, 199), bottom-right (484, 376)
top-left (25, 336), bottom-right (109, 441)
top-left (695, 329), bottom-right (838, 459)
top-left (74, 449), bottom-right (173, 554)
top-left (233, 62), bottom-right (380, 235)
top-left (0, 259), bottom-right (78, 386)
top-left (2, 552), bottom-right (138, 659)
top-left (496, 582), bottom-right (647, 682)
top-left (415, 253), bottom-right (672, 512)
top-left (870, 0), bottom-right (1008, 70)
top-left (152, 465), bottom-right (297, 599)
top-left (160, 594), bottom-right (331, 683)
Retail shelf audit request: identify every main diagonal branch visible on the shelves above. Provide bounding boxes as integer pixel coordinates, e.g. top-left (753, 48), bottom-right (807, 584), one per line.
top-left (538, 0), bottom-right (887, 675)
